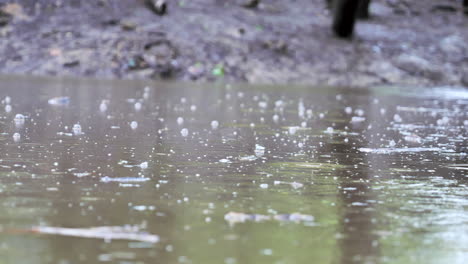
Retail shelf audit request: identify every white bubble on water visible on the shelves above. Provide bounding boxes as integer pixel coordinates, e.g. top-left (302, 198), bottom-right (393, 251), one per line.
top-left (255, 144), bottom-right (265, 157)
top-left (139, 162), bottom-right (148, 169)
top-left (190, 105), bottom-right (197, 112)
top-left (259, 183), bottom-right (269, 189)
top-left (272, 114), bottom-right (279, 123)
top-left (288, 126), bottom-right (298, 135)
top-left (404, 134), bottom-right (422, 144)
top-left (261, 249), bottom-right (273, 256)
top-left (389, 140), bottom-right (396, 147)
top-left (130, 121), bottom-right (138, 130)
top-left (345, 107), bottom-right (352, 115)
top-left (211, 120), bottom-right (219, 130)
top-left (319, 113), bottom-right (325, 119)
top-left (5, 104), bottom-right (12, 113)
top-left (99, 101), bottom-right (108, 112)
top-left (258, 101), bottom-right (268, 109)
top-left (48, 96), bottom-right (70, 106)
top-left (380, 108), bottom-right (386, 115)
top-left (275, 100), bottom-right (284, 108)
top-left (393, 114), bottom-right (402, 123)
top-left (72, 124), bottom-right (82, 135)
top-left (301, 121), bottom-right (307, 128)
top-left (134, 102), bottom-right (142, 111)
top-left (325, 127), bottom-right (334, 134)
top-left (14, 114), bottom-right (25, 126)
top-left (180, 97), bottom-right (187, 104)
top-left (181, 128), bottom-right (189, 137)
top-left (13, 132), bottom-right (20, 142)
top-left (355, 109), bottom-right (364, 116)
top-left (250, 123), bottom-right (255, 128)
top-left (177, 117), bottom-right (184, 126)
top-left (436, 116), bottom-right (450, 126)
top-left (4, 96), bottom-right (11, 104)
top-left (306, 109), bottom-right (313, 119)
top-left (298, 100), bottom-right (305, 118)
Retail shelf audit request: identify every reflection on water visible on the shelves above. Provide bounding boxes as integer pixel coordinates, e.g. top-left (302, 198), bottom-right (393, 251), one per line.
top-left (0, 76), bottom-right (467, 264)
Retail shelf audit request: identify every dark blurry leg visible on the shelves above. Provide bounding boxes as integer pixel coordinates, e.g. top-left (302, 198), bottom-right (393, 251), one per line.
top-left (357, 0), bottom-right (371, 19)
top-left (332, 0), bottom-right (360, 38)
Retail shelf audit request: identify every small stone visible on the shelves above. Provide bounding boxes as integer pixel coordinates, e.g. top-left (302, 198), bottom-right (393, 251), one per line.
top-left (63, 60), bottom-right (79, 68)
top-left (120, 20), bottom-right (137, 31)
top-left (241, 0), bottom-right (259, 9)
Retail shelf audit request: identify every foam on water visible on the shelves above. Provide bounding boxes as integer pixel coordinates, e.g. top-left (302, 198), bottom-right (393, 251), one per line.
top-left (359, 147), bottom-right (445, 154)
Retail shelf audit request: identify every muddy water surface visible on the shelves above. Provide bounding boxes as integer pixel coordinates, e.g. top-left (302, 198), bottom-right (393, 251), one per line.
top-left (0, 76), bottom-right (467, 264)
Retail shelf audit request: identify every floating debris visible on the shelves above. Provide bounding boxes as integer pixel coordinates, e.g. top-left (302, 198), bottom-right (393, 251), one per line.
top-left (238, 155), bottom-right (257, 162)
top-left (273, 180), bottom-right (304, 189)
top-left (446, 164), bottom-right (468, 170)
top-left (359, 147), bottom-right (444, 154)
top-left (30, 225), bottom-right (159, 243)
top-left (48, 96), bottom-right (70, 106)
top-left (404, 134), bottom-right (422, 144)
top-left (224, 212), bottom-right (314, 226)
top-left (100, 176), bottom-right (150, 183)
top-left (351, 116), bottom-right (366, 123)
top-left (73, 172), bottom-right (91, 177)
top-left (134, 102), bottom-right (142, 111)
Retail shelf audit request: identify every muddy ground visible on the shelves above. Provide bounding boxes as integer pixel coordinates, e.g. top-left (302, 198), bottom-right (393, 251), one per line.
top-left (0, 0), bottom-right (467, 87)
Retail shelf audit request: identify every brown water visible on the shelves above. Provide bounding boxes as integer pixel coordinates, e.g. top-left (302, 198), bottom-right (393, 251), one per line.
top-left (0, 76), bottom-right (467, 264)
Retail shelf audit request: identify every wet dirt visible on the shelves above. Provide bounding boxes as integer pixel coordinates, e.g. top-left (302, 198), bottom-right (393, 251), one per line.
top-left (0, 0), bottom-right (467, 86)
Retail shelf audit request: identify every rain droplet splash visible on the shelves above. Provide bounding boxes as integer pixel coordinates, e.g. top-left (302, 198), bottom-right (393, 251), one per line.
top-left (72, 124), bottom-right (82, 135)
top-left (180, 128), bottom-right (189, 137)
top-left (211, 120), bottom-right (219, 130)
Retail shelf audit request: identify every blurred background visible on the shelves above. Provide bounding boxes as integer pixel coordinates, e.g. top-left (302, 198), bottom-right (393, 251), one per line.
top-left (0, 0), bottom-right (467, 86)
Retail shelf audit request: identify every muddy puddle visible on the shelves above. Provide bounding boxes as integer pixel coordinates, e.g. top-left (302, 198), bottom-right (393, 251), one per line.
top-left (0, 76), bottom-right (467, 263)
